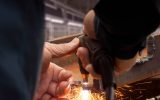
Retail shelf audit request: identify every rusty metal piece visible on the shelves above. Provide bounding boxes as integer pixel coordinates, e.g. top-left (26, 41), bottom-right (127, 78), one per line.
top-left (116, 35), bottom-right (160, 86)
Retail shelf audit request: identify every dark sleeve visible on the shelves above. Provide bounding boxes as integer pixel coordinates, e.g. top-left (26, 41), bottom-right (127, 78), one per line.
top-left (112, 38), bottom-right (147, 59)
top-left (94, 0), bottom-right (160, 59)
top-left (0, 1), bottom-right (44, 100)
top-left (95, 17), bottom-right (147, 59)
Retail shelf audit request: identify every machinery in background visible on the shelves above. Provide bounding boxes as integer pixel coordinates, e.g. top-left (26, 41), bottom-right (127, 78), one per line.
top-left (136, 35), bottom-right (156, 64)
top-left (44, 0), bottom-right (84, 41)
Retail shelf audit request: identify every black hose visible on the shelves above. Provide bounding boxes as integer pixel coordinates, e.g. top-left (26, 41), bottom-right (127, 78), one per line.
top-left (105, 87), bottom-right (115, 100)
top-left (92, 50), bottom-right (115, 100)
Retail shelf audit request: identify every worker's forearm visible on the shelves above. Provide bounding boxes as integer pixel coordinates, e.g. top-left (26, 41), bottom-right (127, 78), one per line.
top-left (114, 53), bottom-right (138, 75)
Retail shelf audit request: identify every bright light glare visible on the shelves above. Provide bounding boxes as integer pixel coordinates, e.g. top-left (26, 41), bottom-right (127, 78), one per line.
top-left (45, 16), bottom-right (64, 24)
top-left (67, 21), bottom-right (82, 27)
top-left (81, 90), bottom-right (91, 100)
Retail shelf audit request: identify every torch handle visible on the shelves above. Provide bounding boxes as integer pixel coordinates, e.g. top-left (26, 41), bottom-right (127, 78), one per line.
top-left (78, 58), bottom-right (89, 82)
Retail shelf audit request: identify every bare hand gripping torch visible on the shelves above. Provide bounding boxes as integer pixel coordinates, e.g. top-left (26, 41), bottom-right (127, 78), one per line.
top-left (78, 35), bottom-right (116, 100)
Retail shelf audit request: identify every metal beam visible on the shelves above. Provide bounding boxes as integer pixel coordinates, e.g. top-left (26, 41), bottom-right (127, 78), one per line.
top-left (116, 35), bottom-right (160, 87)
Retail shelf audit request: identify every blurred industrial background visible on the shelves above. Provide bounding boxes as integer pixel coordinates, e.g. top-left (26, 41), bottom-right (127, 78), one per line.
top-left (44, 0), bottom-right (99, 41)
top-left (44, 0), bottom-right (160, 41)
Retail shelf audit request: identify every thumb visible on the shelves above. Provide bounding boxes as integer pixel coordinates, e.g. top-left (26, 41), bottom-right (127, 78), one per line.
top-left (45, 38), bottom-right (79, 58)
top-left (85, 64), bottom-right (101, 79)
top-left (76, 47), bottom-right (101, 79)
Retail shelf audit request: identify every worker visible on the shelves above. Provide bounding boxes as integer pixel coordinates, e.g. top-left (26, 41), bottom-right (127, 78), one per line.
top-left (0, 0), bottom-right (79, 100)
top-left (77, 0), bottom-right (160, 77)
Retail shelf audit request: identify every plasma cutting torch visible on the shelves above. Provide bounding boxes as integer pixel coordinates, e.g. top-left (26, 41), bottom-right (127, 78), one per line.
top-left (78, 35), bottom-right (116, 100)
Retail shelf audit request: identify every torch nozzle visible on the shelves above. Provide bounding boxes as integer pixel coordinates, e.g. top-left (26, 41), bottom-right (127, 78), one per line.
top-left (82, 82), bottom-right (91, 90)
top-left (81, 74), bottom-right (89, 82)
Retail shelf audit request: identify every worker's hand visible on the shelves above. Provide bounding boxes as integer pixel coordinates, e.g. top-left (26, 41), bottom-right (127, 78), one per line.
top-left (34, 38), bottom-right (79, 100)
top-left (76, 46), bottom-right (137, 79)
top-left (76, 47), bottom-right (101, 79)
top-left (77, 37), bottom-right (137, 77)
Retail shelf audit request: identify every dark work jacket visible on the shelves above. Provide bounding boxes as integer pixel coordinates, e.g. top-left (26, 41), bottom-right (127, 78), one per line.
top-left (0, 0), bottom-right (44, 100)
top-left (94, 0), bottom-right (160, 59)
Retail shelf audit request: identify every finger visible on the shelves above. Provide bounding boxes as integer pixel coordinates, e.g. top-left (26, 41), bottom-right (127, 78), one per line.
top-left (85, 64), bottom-right (101, 79)
top-left (76, 47), bottom-right (101, 79)
top-left (50, 63), bottom-right (63, 82)
top-left (50, 98), bottom-right (69, 100)
top-left (34, 64), bottom-right (54, 100)
top-left (45, 38), bottom-right (79, 58)
top-left (48, 82), bottom-right (58, 96)
top-left (76, 47), bottom-right (90, 67)
top-left (57, 69), bottom-right (72, 82)
top-left (50, 98), bottom-right (56, 100)
top-left (47, 63), bottom-right (71, 96)
top-left (48, 97), bottom-right (67, 100)
top-left (48, 81), bottom-right (70, 97)
top-left (41, 93), bottom-right (52, 100)
top-left (56, 81), bottom-right (71, 97)
top-left (51, 63), bottom-right (72, 82)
